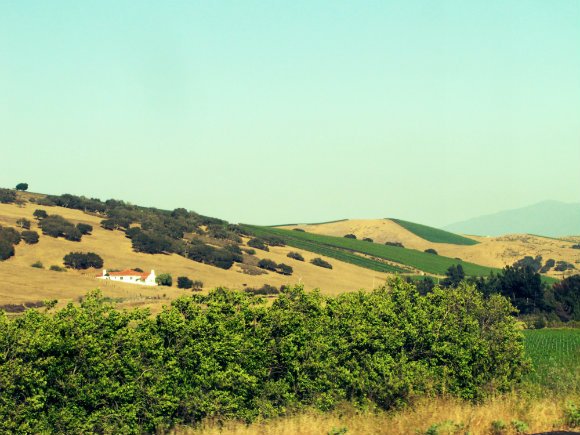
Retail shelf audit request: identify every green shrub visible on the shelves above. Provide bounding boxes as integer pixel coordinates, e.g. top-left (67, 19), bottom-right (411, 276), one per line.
top-left (76, 223), bottom-right (93, 235)
top-left (510, 420), bottom-right (528, 434)
top-left (424, 248), bottom-right (438, 255)
top-left (276, 263), bottom-right (293, 276)
top-left (15, 183), bottom-right (28, 191)
top-left (362, 237), bottom-right (373, 243)
top-left (31, 261), bottom-right (43, 269)
top-left (385, 241), bottom-right (404, 248)
top-left (16, 218), bottom-right (31, 229)
top-left (565, 402), bottom-right (580, 427)
top-left (0, 240), bottom-right (15, 261)
top-left (490, 420), bottom-right (507, 435)
top-left (38, 215), bottom-right (82, 241)
top-left (311, 257), bottom-right (333, 269)
top-left (344, 234), bottom-right (356, 239)
top-left (33, 209), bottom-right (48, 220)
top-left (156, 273), bottom-right (173, 286)
top-left (258, 259), bottom-right (278, 271)
top-left (0, 227), bottom-right (21, 245)
top-left (49, 265), bottom-right (66, 272)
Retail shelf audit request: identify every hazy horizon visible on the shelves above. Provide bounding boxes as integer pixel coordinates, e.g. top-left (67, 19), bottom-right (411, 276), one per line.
top-left (2, 1), bottom-right (579, 226)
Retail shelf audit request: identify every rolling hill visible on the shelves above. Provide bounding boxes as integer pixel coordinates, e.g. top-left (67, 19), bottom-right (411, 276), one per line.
top-left (443, 200), bottom-right (580, 237)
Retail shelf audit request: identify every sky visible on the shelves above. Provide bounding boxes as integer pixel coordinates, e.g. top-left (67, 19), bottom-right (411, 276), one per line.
top-left (1, 1), bottom-right (579, 226)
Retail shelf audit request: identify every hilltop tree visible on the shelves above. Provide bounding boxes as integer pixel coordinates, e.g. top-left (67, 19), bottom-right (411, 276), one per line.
top-left (15, 183), bottom-right (28, 191)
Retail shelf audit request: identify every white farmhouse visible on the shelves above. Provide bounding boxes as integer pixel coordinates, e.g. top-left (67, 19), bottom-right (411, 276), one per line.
top-left (97, 269), bottom-right (157, 286)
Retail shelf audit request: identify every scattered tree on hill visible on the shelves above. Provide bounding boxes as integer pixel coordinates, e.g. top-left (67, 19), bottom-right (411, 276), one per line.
top-left (287, 251), bottom-right (304, 261)
top-left (572, 244), bottom-right (580, 250)
top-left (244, 284), bottom-right (280, 295)
top-left (0, 189), bottom-right (16, 204)
top-left (31, 261), bottom-right (43, 268)
top-left (554, 261), bottom-right (575, 272)
top-left (191, 280), bottom-right (203, 291)
top-left (76, 223), bottom-right (93, 235)
top-left (513, 255), bottom-right (542, 273)
top-left (33, 209), bottom-right (48, 220)
top-left (187, 243), bottom-right (236, 270)
top-left (177, 276), bottom-right (194, 289)
top-left (16, 218), bottom-right (31, 229)
top-left (0, 239), bottom-right (15, 261)
top-left (257, 259), bottom-right (278, 271)
top-left (0, 227), bottom-right (21, 245)
top-left (63, 252), bottom-right (104, 270)
top-left (15, 183), bottom-right (28, 191)
top-left (131, 231), bottom-right (173, 254)
top-left (539, 259), bottom-right (555, 273)
top-left (310, 257), bottom-right (333, 269)
top-left (247, 238), bottom-right (269, 251)
top-left (156, 273), bottom-right (173, 287)
top-left (362, 237), bottom-right (373, 243)
top-left (385, 241), bottom-right (404, 248)
top-left (424, 248), bottom-right (438, 255)
top-left (38, 215), bottom-right (83, 241)
top-left (277, 263), bottom-right (293, 276)
top-left (21, 231), bottom-right (39, 245)
top-left (344, 234), bottom-right (357, 239)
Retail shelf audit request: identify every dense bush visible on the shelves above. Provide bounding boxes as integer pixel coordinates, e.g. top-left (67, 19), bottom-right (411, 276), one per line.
top-left (385, 241), bottom-right (404, 248)
top-left (191, 280), bottom-right (204, 291)
top-left (0, 188), bottom-right (16, 204)
top-left (344, 234), bottom-right (357, 239)
top-left (0, 283), bottom-right (528, 433)
top-left (244, 284), bottom-right (280, 295)
top-left (49, 265), bottom-right (67, 272)
top-left (31, 261), bottom-right (43, 268)
top-left (187, 243), bottom-right (236, 270)
top-left (424, 248), bottom-right (438, 255)
top-left (177, 276), bottom-right (194, 289)
top-left (540, 258), bottom-right (555, 273)
top-left (21, 230), bottom-right (39, 245)
top-left (572, 244), bottom-right (580, 250)
top-left (310, 257), bottom-right (333, 269)
top-left (287, 251), bottom-right (305, 261)
top-left (156, 273), bottom-right (173, 287)
top-left (247, 238), bottom-right (269, 251)
top-left (63, 252), bottom-right (104, 269)
top-left (132, 231), bottom-right (173, 254)
top-left (362, 237), bottom-right (373, 242)
top-left (555, 261), bottom-right (575, 272)
top-left (0, 227), bottom-right (21, 245)
top-left (513, 255), bottom-right (542, 273)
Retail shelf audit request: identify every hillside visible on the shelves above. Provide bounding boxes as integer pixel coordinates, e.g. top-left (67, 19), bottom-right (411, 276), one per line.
top-left (0, 196), bottom-right (390, 312)
top-left (278, 219), bottom-right (580, 277)
top-left (443, 200), bottom-right (580, 237)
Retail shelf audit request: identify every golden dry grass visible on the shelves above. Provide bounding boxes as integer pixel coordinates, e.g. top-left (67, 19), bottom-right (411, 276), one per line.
top-left (0, 203), bottom-right (389, 312)
top-left (280, 220), bottom-right (580, 278)
top-left (174, 394), bottom-right (578, 435)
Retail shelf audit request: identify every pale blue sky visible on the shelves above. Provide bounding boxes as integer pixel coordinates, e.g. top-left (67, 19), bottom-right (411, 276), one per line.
top-left (1, 1), bottom-right (579, 226)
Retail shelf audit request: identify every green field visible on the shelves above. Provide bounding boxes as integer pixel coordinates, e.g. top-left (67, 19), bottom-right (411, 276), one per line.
top-left (242, 225), bottom-right (497, 276)
top-left (523, 328), bottom-right (580, 390)
top-left (390, 218), bottom-right (479, 245)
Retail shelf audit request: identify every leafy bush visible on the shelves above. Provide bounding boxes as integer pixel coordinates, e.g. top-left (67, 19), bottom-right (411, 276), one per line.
top-left (258, 259), bottom-right (278, 271)
top-left (38, 215), bottom-right (82, 241)
top-left (344, 234), bottom-right (357, 239)
top-left (21, 231), bottom-right (39, 245)
top-left (49, 265), bottom-right (67, 272)
top-left (243, 248), bottom-right (256, 255)
top-left (287, 251), bottom-right (305, 261)
top-left (0, 227), bottom-right (21, 245)
top-left (31, 261), bottom-right (43, 269)
top-left (362, 237), bottom-right (373, 243)
top-left (248, 238), bottom-right (269, 251)
top-left (177, 276), bottom-right (194, 289)
top-left (311, 257), bottom-right (333, 269)
top-left (424, 248), bottom-right (438, 255)
top-left (63, 252), bottom-right (104, 269)
top-left (0, 282), bottom-right (528, 433)
top-left (0, 188), bottom-right (16, 204)
top-left (564, 402), bottom-right (580, 428)
top-left (555, 260), bottom-right (575, 272)
top-left (385, 241), bottom-right (404, 248)
top-left (156, 273), bottom-right (173, 286)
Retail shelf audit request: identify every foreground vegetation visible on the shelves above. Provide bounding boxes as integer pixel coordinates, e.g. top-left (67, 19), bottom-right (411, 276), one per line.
top-left (242, 225), bottom-right (495, 276)
top-left (0, 280), bottom-right (527, 433)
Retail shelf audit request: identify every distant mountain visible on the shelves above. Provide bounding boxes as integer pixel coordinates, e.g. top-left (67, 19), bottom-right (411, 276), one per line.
top-left (443, 200), bottom-right (580, 237)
